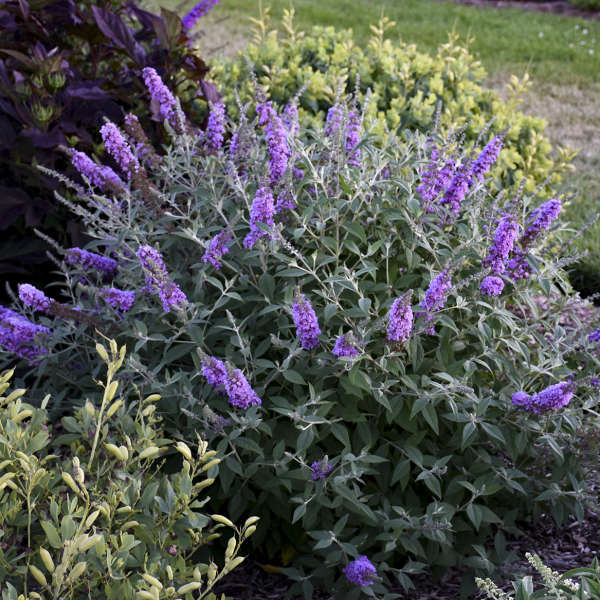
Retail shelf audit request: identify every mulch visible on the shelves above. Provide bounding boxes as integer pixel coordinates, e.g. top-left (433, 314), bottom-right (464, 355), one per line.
top-left (438, 0), bottom-right (600, 20)
top-left (213, 506), bottom-right (600, 599)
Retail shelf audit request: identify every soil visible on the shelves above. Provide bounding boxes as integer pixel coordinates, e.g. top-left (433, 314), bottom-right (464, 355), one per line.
top-left (438, 0), bottom-right (600, 20)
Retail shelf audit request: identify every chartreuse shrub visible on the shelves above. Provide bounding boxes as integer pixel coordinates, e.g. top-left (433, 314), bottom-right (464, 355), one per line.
top-left (2, 72), bottom-right (600, 598)
top-left (0, 337), bottom-right (256, 599)
top-left (477, 554), bottom-right (600, 600)
top-left (211, 10), bottom-right (576, 197)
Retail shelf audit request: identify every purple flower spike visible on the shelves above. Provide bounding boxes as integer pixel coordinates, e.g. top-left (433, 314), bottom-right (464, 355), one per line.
top-left (325, 105), bottom-right (343, 137)
top-left (0, 306), bottom-right (49, 361)
top-left (142, 67), bottom-right (178, 124)
top-left (100, 122), bottom-right (139, 177)
top-left (202, 230), bottom-right (233, 270)
top-left (311, 460), bottom-right (333, 480)
top-left (343, 556), bottom-right (377, 587)
top-left (332, 333), bottom-right (360, 358)
top-left (439, 163), bottom-right (471, 217)
top-left (512, 382), bottom-right (574, 414)
top-left (417, 143), bottom-right (456, 206)
top-left (71, 151), bottom-right (124, 192)
top-left (18, 284), bottom-right (51, 312)
top-left (282, 103), bottom-right (299, 136)
top-left (470, 135), bottom-right (503, 183)
top-left (202, 356), bottom-right (228, 390)
top-left (206, 102), bottom-right (226, 151)
top-left (292, 293), bottom-right (321, 350)
top-left (257, 101), bottom-right (290, 185)
top-left (480, 276), bottom-right (504, 296)
top-left (483, 215), bottom-right (520, 275)
top-left (422, 270), bottom-right (452, 313)
top-left (522, 199), bottom-right (562, 247)
top-left (387, 294), bottom-right (413, 344)
top-left (182, 0), bottom-right (219, 30)
top-left (65, 247), bottom-right (118, 277)
top-left (507, 249), bottom-right (532, 280)
top-left (224, 367), bottom-right (262, 409)
top-left (243, 186), bottom-right (275, 249)
top-left (102, 287), bottom-right (135, 312)
top-left (345, 111), bottom-right (361, 168)
top-left (589, 328), bottom-right (600, 344)
top-left (136, 245), bottom-right (187, 312)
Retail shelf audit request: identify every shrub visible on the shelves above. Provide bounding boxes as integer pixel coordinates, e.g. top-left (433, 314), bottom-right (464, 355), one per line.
top-left (211, 10), bottom-right (575, 198)
top-left (477, 554), bottom-right (600, 599)
top-left (2, 76), bottom-right (600, 597)
top-left (569, 0), bottom-right (600, 9)
top-left (0, 0), bottom-right (217, 295)
top-left (0, 337), bottom-right (256, 599)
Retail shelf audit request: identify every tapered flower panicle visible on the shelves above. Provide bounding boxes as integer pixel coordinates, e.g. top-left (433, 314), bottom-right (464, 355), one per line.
top-left (470, 135), bottom-right (503, 182)
top-left (512, 381), bottom-right (574, 414)
top-left (142, 67), bottom-right (178, 125)
top-left (292, 293), bottom-right (321, 350)
top-left (422, 271), bottom-right (451, 313)
top-left (182, 0), bottom-right (219, 30)
top-left (71, 151), bottom-right (124, 193)
top-left (480, 276), bottom-right (504, 296)
top-left (205, 102), bottom-right (226, 151)
top-left (439, 163), bottom-right (471, 217)
top-left (417, 143), bottom-right (456, 206)
top-left (521, 199), bottom-right (562, 247)
top-left (136, 245), bottom-right (187, 312)
top-left (100, 122), bottom-right (139, 176)
top-left (343, 556), bottom-right (376, 586)
top-left (345, 111), bottom-right (361, 168)
top-left (257, 101), bottom-right (290, 185)
top-left (224, 367), bottom-right (262, 409)
top-left (332, 333), bottom-right (360, 358)
top-left (282, 103), bottom-right (299, 136)
top-left (202, 230), bottom-right (233, 270)
top-left (18, 284), bottom-right (51, 312)
top-left (387, 293), bottom-right (413, 343)
top-left (65, 247), bottom-right (118, 277)
top-left (0, 306), bottom-right (49, 361)
top-left (483, 215), bottom-right (520, 274)
top-left (243, 186), bottom-right (275, 249)
top-left (201, 356), bottom-right (228, 388)
top-left (102, 288), bottom-right (135, 312)
top-left (325, 104), bottom-right (343, 137)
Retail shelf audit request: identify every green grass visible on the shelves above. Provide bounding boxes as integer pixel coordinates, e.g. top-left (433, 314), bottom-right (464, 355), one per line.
top-left (169, 0), bottom-right (600, 84)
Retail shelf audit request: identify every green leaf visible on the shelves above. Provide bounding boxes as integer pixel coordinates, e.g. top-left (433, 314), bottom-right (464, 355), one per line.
top-left (41, 521), bottom-right (62, 549)
top-left (283, 370), bottom-right (306, 385)
top-left (466, 503), bottom-right (483, 531)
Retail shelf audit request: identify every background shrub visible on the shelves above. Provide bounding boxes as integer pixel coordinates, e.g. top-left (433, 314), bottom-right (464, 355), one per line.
top-left (569, 0), bottom-right (600, 9)
top-left (0, 338), bottom-right (255, 599)
top-left (211, 12), bottom-right (575, 200)
top-left (0, 0), bottom-right (218, 301)
top-left (2, 81), bottom-right (600, 597)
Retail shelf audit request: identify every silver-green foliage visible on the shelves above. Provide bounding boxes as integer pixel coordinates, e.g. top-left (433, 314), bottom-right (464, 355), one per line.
top-left (0, 338), bottom-right (256, 600)
top-left (6, 93), bottom-right (600, 597)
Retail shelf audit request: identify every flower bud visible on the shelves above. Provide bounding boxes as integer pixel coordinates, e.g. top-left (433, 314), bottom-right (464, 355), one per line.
top-left (141, 573), bottom-right (163, 589)
top-left (84, 400), bottom-right (96, 417)
top-left (13, 409), bottom-right (32, 423)
top-left (119, 445), bottom-right (129, 461)
top-left (143, 394), bottom-right (161, 403)
top-left (176, 582), bottom-right (202, 594)
top-left (243, 516), bottom-right (260, 528)
top-left (225, 536), bottom-right (236, 558)
top-left (40, 548), bottom-right (55, 573)
top-left (122, 520), bottom-right (140, 529)
top-left (96, 343), bottom-right (109, 362)
top-left (175, 442), bottom-right (192, 461)
top-left (85, 510), bottom-right (100, 529)
top-left (207, 562), bottom-right (218, 583)
top-left (136, 592), bottom-right (155, 600)
top-left (138, 446), bottom-right (160, 460)
top-left (105, 443), bottom-right (126, 461)
top-left (243, 525), bottom-right (257, 538)
top-left (200, 458), bottom-right (220, 473)
top-left (227, 556), bottom-right (245, 571)
top-left (29, 565), bottom-right (47, 586)
top-left (193, 478), bottom-right (215, 491)
top-left (105, 398), bottom-right (122, 418)
top-left (166, 566), bottom-right (173, 580)
top-left (62, 472), bottom-right (80, 495)
top-left (67, 561), bottom-right (87, 583)
top-left (193, 567), bottom-right (202, 581)
top-left (211, 514), bottom-right (234, 528)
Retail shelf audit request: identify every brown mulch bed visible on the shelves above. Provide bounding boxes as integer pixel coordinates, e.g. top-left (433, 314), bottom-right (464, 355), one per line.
top-left (438, 0), bottom-right (600, 20)
top-left (214, 506), bottom-right (600, 599)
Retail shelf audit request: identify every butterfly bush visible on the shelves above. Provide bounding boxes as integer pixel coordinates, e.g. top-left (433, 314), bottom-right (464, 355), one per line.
top-left (4, 83), bottom-right (600, 598)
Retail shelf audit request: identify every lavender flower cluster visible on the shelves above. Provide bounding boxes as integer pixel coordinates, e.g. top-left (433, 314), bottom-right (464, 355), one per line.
top-left (0, 306), bottom-right (49, 361)
top-left (201, 356), bottom-right (261, 409)
top-left (205, 102), bottom-right (226, 151)
top-left (65, 247), bottom-right (118, 278)
top-left (71, 151), bottom-right (124, 193)
top-left (142, 67), bottom-right (178, 126)
top-left (136, 245), bottom-right (187, 312)
top-left (257, 100), bottom-right (290, 186)
top-left (311, 459), bottom-right (333, 480)
top-left (292, 293), bottom-right (321, 350)
top-left (182, 0), bottom-right (219, 31)
top-left (343, 556), bottom-right (377, 586)
top-left (100, 122), bottom-right (139, 177)
top-left (512, 381), bottom-right (574, 414)
top-left (387, 294), bottom-right (413, 344)
top-left (332, 333), bottom-right (360, 358)
top-left (243, 186), bottom-right (275, 249)
top-left (202, 230), bottom-right (233, 270)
